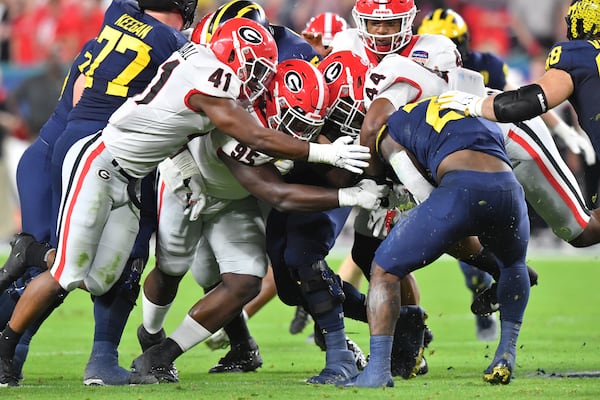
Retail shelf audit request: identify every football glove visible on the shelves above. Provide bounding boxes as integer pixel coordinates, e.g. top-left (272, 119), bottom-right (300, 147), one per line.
top-left (436, 90), bottom-right (484, 117)
top-left (308, 135), bottom-right (370, 174)
top-left (338, 178), bottom-right (389, 210)
top-left (552, 121), bottom-right (596, 165)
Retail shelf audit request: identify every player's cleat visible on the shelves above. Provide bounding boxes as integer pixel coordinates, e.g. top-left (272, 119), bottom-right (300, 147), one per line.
top-left (483, 359), bottom-right (513, 385)
top-left (391, 305), bottom-right (427, 379)
top-left (423, 326), bottom-right (434, 348)
top-left (130, 342), bottom-right (179, 384)
top-left (416, 357), bottom-right (428, 376)
top-left (306, 349), bottom-right (358, 384)
top-left (312, 326), bottom-right (367, 371)
top-left (312, 323), bottom-right (326, 351)
top-left (209, 338), bottom-right (262, 373)
top-left (416, 327), bottom-right (432, 376)
top-left (0, 356), bottom-right (19, 387)
top-left (476, 313), bottom-right (499, 341)
top-left (345, 337), bottom-right (368, 371)
top-left (472, 266), bottom-right (538, 316)
top-left (336, 366), bottom-right (394, 388)
top-left (136, 325), bottom-right (179, 382)
top-left (83, 356), bottom-right (131, 386)
top-left (289, 306), bottom-right (311, 334)
top-left (137, 324), bottom-right (164, 351)
top-left (0, 233), bottom-right (37, 293)
top-left (471, 282), bottom-right (499, 316)
top-left (205, 327), bottom-right (230, 350)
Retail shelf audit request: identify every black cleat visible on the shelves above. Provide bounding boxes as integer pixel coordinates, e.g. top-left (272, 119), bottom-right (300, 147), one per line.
top-left (289, 306), bottom-right (311, 334)
top-left (131, 329), bottom-right (178, 384)
top-left (472, 266), bottom-right (538, 316)
top-left (130, 345), bottom-right (178, 384)
top-left (312, 324), bottom-right (367, 371)
top-left (0, 233), bottom-right (37, 293)
top-left (416, 326), bottom-right (434, 376)
top-left (0, 356), bottom-right (20, 387)
top-left (391, 305), bottom-right (427, 379)
top-left (137, 324), bottom-right (165, 351)
top-left (209, 338), bottom-right (263, 373)
top-left (471, 282), bottom-right (499, 316)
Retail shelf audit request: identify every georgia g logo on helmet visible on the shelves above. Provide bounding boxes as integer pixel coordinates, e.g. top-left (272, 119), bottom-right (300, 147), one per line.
top-left (284, 71), bottom-right (303, 93)
top-left (238, 26), bottom-right (263, 44)
top-left (322, 61), bottom-right (343, 85)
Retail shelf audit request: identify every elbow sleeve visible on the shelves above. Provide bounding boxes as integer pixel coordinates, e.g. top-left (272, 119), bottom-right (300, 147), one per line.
top-left (493, 84), bottom-right (549, 122)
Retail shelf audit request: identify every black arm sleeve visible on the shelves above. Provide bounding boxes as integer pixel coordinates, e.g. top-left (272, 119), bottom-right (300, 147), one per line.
top-left (492, 84), bottom-right (549, 123)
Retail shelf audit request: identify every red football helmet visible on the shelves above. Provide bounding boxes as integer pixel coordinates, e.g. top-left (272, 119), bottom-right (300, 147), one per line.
top-left (352, 0), bottom-right (417, 54)
top-left (304, 12), bottom-right (349, 47)
top-left (264, 59), bottom-right (329, 141)
top-left (317, 50), bottom-right (369, 138)
top-left (209, 18), bottom-right (278, 103)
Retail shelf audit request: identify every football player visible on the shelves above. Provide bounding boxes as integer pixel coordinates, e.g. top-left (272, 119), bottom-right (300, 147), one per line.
top-left (418, 7), bottom-right (595, 340)
top-left (339, 96), bottom-right (530, 388)
top-left (436, 0), bottom-right (600, 249)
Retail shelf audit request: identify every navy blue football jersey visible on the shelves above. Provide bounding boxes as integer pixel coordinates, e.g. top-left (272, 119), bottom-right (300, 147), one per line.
top-left (68, 0), bottom-right (188, 122)
top-left (464, 50), bottom-right (508, 91)
top-left (546, 39), bottom-right (600, 154)
top-left (271, 24), bottom-right (321, 65)
top-left (385, 98), bottom-right (509, 182)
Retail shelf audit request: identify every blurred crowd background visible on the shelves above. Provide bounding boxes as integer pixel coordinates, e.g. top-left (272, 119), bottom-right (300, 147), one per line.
top-left (0, 0), bottom-right (587, 251)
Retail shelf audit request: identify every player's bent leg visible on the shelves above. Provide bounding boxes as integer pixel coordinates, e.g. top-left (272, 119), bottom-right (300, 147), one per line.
top-left (338, 264), bottom-right (398, 388)
top-left (297, 260), bottom-right (359, 385)
top-left (84, 257), bottom-right (147, 386)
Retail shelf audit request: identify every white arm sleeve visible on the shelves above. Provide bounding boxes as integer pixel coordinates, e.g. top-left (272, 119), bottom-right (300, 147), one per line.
top-left (388, 151), bottom-right (435, 203)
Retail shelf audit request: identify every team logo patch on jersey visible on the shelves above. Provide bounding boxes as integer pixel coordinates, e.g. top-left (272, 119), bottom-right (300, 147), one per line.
top-left (98, 169), bottom-right (111, 181)
top-left (410, 50), bottom-right (429, 66)
top-left (238, 26), bottom-right (263, 44)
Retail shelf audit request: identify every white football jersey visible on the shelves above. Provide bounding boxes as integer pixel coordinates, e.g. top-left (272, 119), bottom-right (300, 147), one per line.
top-left (364, 54), bottom-right (449, 110)
top-left (330, 29), bottom-right (460, 70)
top-left (188, 127), bottom-right (273, 202)
top-left (363, 54), bottom-right (484, 110)
top-left (102, 42), bottom-right (242, 178)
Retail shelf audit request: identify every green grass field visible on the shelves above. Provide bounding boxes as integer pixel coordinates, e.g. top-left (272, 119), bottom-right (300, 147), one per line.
top-left (2, 251), bottom-right (600, 399)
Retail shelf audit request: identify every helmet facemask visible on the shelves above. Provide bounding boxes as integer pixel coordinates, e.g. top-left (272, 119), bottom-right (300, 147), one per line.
top-left (268, 98), bottom-right (325, 141)
top-left (327, 71), bottom-right (366, 138)
top-left (352, 5), bottom-right (417, 54)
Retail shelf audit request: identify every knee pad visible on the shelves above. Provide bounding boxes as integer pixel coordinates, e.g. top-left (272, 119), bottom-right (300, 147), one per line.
top-left (296, 260), bottom-right (345, 316)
